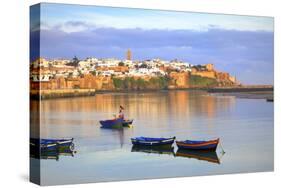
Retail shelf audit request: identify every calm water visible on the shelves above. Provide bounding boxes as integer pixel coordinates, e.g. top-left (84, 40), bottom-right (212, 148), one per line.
top-left (31, 90), bottom-right (274, 185)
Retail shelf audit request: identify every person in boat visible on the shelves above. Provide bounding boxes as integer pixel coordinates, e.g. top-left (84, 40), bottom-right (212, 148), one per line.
top-left (118, 105), bottom-right (125, 119)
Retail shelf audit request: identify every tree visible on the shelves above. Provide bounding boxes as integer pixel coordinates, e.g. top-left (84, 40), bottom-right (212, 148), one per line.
top-left (71, 56), bottom-right (79, 67)
top-left (90, 70), bottom-right (97, 76)
top-left (136, 78), bottom-right (146, 90)
top-left (66, 56), bottom-right (80, 67)
top-left (112, 78), bottom-right (124, 89)
top-left (118, 62), bottom-right (125, 66)
top-left (189, 75), bottom-right (217, 87)
top-left (139, 63), bottom-right (148, 68)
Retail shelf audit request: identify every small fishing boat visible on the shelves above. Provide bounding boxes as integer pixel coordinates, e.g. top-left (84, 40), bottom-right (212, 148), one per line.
top-left (40, 138), bottom-right (74, 151)
top-left (122, 119), bottom-right (134, 127)
top-left (131, 136), bottom-right (176, 147)
top-left (175, 149), bottom-right (220, 164)
top-left (176, 138), bottom-right (219, 151)
top-left (266, 98), bottom-right (274, 102)
top-left (100, 118), bottom-right (123, 129)
top-left (30, 138), bottom-right (74, 152)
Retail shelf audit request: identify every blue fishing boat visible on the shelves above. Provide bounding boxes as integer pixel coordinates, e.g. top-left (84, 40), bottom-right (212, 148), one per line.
top-left (100, 118), bottom-right (123, 129)
top-left (176, 138), bottom-right (219, 151)
top-left (40, 138), bottom-right (74, 151)
top-left (131, 136), bottom-right (176, 147)
top-left (30, 138), bottom-right (74, 152)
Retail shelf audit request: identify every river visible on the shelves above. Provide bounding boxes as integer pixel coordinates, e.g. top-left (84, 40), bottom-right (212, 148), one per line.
top-left (30, 90), bottom-right (274, 185)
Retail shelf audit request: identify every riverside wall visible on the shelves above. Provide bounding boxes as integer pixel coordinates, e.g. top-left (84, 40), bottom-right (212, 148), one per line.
top-left (30, 89), bottom-right (96, 99)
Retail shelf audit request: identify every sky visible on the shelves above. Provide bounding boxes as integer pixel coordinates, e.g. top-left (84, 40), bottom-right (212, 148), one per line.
top-left (31, 3), bottom-right (274, 84)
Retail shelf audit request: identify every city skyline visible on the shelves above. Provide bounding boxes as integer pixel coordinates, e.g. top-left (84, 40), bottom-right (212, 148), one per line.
top-left (31, 3), bottom-right (274, 84)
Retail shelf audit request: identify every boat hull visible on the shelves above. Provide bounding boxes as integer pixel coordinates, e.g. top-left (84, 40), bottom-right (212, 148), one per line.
top-left (30, 138), bottom-right (74, 152)
top-left (131, 137), bottom-right (176, 147)
top-left (122, 119), bottom-right (133, 127)
top-left (100, 118), bottom-right (123, 129)
top-left (176, 138), bottom-right (219, 151)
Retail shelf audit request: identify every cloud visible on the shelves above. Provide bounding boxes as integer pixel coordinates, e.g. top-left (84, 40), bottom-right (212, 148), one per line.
top-left (35, 26), bottom-right (273, 84)
top-left (40, 3), bottom-right (274, 32)
top-left (49, 21), bottom-right (96, 33)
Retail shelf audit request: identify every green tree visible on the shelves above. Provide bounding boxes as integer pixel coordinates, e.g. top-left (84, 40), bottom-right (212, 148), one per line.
top-left (123, 77), bottom-right (131, 89)
top-left (90, 70), bottom-right (97, 76)
top-left (72, 56), bottom-right (79, 67)
top-left (190, 75), bottom-right (217, 87)
top-left (136, 78), bottom-right (146, 90)
top-left (118, 62), bottom-right (125, 66)
top-left (112, 78), bottom-right (124, 89)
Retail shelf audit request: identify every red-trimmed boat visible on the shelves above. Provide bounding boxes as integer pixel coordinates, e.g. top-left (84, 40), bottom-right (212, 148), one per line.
top-left (176, 138), bottom-right (219, 151)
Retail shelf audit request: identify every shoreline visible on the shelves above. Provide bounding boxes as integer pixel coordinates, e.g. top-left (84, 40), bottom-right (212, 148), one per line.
top-left (30, 89), bottom-right (96, 100)
top-left (207, 85), bottom-right (273, 93)
top-left (30, 85), bottom-right (274, 100)
top-left (95, 87), bottom-right (207, 94)
top-left (210, 91), bottom-right (274, 101)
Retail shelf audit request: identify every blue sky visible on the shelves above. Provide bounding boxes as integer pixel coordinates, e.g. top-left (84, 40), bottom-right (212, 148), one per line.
top-left (32, 3), bottom-right (274, 84)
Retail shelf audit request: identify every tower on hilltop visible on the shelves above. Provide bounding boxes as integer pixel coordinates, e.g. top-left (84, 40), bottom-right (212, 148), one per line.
top-left (126, 49), bottom-right (132, 61)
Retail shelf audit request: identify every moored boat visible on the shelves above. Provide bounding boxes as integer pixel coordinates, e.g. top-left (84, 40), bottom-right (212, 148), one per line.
top-left (266, 98), bottom-right (274, 102)
top-left (131, 136), bottom-right (176, 147)
top-left (40, 138), bottom-right (74, 151)
top-left (30, 138), bottom-right (74, 152)
top-left (100, 118), bottom-right (123, 129)
top-left (176, 138), bottom-right (219, 151)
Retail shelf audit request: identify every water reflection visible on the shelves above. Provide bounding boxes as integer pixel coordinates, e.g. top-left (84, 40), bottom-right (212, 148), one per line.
top-left (131, 145), bottom-right (222, 165)
top-left (31, 90), bottom-right (273, 185)
top-left (175, 149), bottom-right (220, 164)
top-left (30, 100), bottom-right (40, 138)
top-left (38, 91), bottom-right (236, 139)
top-left (39, 91), bottom-right (235, 125)
top-left (131, 145), bottom-right (174, 156)
top-left (30, 148), bottom-right (76, 161)
top-left (42, 150), bottom-right (75, 161)
top-left (101, 128), bottom-right (125, 148)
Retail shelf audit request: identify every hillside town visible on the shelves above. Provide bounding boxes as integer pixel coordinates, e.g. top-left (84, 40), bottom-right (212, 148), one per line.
top-left (30, 50), bottom-right (237, 91)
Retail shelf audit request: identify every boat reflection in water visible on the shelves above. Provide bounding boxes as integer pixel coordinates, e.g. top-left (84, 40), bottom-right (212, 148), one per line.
top-left (31, 147), bottom-right (76, 161)
top-left (131, 145), bottom-right (174, 156)
top-left (175, 149), bottom-right (220, 164)
top-left (131, 145), bottom-right (221, 164)
top-left (41, 149), bottom-right (76, 161)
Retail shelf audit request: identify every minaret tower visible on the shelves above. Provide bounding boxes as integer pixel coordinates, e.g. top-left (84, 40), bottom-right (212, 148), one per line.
top-left (126, 49), bottom-right (132, 61)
